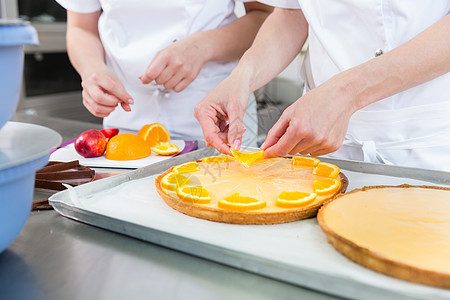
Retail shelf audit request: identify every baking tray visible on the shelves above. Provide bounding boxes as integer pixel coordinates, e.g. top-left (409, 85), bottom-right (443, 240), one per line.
top-left (49, 148), bottom-right (450, 300)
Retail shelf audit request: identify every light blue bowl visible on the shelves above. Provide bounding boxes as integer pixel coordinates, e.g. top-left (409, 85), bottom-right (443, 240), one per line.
top-left (0, 22), bottom-right (38, 129)
top-left (0, 154), bottom-right (49, 252)
top-left (0, 122), bottom-right (61, 253)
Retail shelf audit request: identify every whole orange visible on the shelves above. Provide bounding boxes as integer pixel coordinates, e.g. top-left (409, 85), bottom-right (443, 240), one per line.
top-left (105, 133), bottom-right (151, 161)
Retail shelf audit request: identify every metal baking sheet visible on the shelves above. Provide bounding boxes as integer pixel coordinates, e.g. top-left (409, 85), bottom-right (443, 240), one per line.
top-left (49, 148), bottom-right (450, 300)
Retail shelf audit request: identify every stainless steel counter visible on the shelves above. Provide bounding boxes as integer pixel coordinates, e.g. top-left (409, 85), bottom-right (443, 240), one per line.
top-left (1, 113), bottom-right (339, 300)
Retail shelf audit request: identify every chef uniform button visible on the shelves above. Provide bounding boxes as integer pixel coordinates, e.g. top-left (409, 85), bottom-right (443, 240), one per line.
top-left (374, 49), bottom-right (384, 57)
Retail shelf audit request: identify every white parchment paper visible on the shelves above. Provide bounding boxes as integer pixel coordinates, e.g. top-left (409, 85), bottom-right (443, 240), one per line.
top-left (64, 170), bottom-right (450, 299)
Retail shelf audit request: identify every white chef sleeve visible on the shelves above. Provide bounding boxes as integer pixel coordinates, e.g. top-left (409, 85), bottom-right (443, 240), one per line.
top-left (255, 0), bottom-right (301, 9)
top-left (55, 0), bottom-right (101, 13)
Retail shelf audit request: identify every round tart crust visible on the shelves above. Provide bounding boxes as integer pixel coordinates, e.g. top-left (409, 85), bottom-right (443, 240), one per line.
top-left (318, 184), bottom-right (450, 289)
top-left (155, 158), bottom-right (348, 225)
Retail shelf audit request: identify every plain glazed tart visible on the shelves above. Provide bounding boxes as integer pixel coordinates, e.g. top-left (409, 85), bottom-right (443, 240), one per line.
top-left (318, 184), bottom-right (450, 289)
top-left (155, 156), bottom-right (348, 225)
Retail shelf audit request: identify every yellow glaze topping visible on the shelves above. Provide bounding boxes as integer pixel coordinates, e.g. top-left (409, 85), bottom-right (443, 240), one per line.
top-left (322, 187), bottom-right (450, 274)
top-left (164, 157), bottom-right (342, 212)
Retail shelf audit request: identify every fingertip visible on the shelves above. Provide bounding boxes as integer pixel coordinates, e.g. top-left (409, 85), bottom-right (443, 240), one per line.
top-left (140, 75), bottom-right (149, 84)
top-left (140, 70), bottom-right (155, 84)
top-left (262, 147), bottom-right (278, 158)
top-left (260, 141), bottom-right (267, 150)
top-left (219, 144), bottom-right (232, 156)
top-left (232, 140), bottom-right (241, 151)
top-left (121, 103), bottom-right (131, 112)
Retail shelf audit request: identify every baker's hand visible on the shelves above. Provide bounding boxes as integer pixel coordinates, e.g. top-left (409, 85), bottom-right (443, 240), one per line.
top-left (81, 68), bottom-right (133, 118)
top-left (140, 34), bottom-right (207, 92)
top-left (194, 76), bottom-right (250, 155)
top-left (261, 81), bottom-right (355, 158)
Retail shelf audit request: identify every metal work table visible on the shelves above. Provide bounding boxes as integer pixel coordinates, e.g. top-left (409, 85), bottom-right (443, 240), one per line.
top-left (1, 113), bottom-right (338, 300)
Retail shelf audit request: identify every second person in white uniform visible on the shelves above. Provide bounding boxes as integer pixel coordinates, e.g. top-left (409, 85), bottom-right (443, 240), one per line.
top-left (56, 0), bottom-right (273, 146)
top-left (195, 0), bottom-right (450, 171)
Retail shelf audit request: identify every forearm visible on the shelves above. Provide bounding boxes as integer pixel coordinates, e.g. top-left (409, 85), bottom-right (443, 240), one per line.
top-left (339, 14), bottom-right (450, 112)
top-left (232, 8), bottom-right (308, 93)
top-left (66, 11), bottom-right (107, 79)
top-left (197, 2), bottom-right (273, 63)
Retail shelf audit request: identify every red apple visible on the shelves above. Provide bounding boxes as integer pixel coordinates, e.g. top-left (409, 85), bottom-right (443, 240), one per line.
top-left (74, 129), bottom-right (107, 158)
top-left (100, 128), bottom-right (119, 139)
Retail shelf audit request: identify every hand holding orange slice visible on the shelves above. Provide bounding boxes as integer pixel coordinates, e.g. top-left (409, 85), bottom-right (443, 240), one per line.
top-left (218, 193), bottom-right (266, 211)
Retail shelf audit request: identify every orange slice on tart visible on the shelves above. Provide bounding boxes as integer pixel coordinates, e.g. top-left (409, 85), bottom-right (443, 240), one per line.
top-left (201, 155), bottom-right (235, 164)
top-left (313, 178), bottom-right (341, 195)
top-left (173, 161), bottom-right (200, 174)
top-left (161, 172), bottom-right (190, 191)
top-left (218, 193), bottom-right (266, 212)
top-left (275, 191), bottom-right (317, 208)
top-left (176, 186), bottom-right (211, 204)
top-left (292, 156), bottom-right (320, 167)
top-left (314, 162), bottom-right (340, 178)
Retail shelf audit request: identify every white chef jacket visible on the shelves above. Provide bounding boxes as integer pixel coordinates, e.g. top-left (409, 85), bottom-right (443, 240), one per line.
top-left (259, 0), bottom-right (450, 171)
top-left (56, 0), bottom-right (258, 146)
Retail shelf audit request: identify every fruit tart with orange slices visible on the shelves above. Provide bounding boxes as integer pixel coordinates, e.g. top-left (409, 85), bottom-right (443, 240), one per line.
top-left (155, 149), bottom-right (348, 224)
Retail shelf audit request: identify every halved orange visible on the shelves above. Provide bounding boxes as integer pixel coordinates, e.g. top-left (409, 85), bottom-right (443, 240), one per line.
top-left (275, 191), bottom-right (317, 208)
top-left (161, 172), bottom-right (190, 191)
top-left (201, 155), bottom-right (235, 164)
top-left (173, 161), bottom-right (199, 174)
top-left (229, 148), bottom-right (264, 168)
top-left (176, 186), bottom-right (211, 204)
top-left (292, 156), bottom-right (320, 167)
top-left (105, 133), bottom-right (151, 161)
top-left (151, 143), bottom-right (180, 156)
top-left (138, 123), bottom-right (170, 147)
top-left (313, 178), bottom-right (340, 195)
top-left (314, 162), bottom-right (340, 178)
top-left (218, 193), bottom-right (266, 212)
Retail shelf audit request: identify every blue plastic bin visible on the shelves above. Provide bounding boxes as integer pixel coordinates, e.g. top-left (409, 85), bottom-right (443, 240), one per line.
top-left (0, 22), bottom-right (38, 129)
